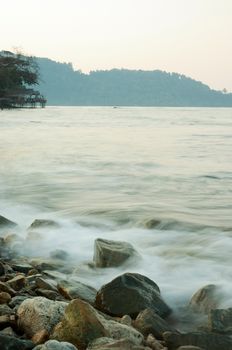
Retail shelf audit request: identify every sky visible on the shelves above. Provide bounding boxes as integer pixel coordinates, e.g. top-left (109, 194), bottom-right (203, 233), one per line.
top-left (1, 0), bottom-right (232, 91)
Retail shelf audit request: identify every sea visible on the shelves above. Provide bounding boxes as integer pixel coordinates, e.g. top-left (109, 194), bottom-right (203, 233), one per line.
top-left (0, 106), bottom-right (232, 312)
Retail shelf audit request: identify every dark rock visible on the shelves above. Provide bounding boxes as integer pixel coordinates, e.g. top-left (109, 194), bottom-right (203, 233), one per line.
top-left (93, 238), bottom-right (139, 268)
top-left (36, 289), bottom-right (62, 301)
top-left (57, 279), bottom-right (97, 304)
top-left (35, 277), bottom-right (57, 292)
top-left (0, 314), bottom-right (15, 329)
top-left (163, 331), bottom-right (232, 350)
top-left (30, 259), bottom-right (63, 272)
top-left (0, 334), bottom-right (34, 350)
top-left (17, 296), bottom-right (67, 338)
top-left (11, 261), bottom-right (33, 274)
top-left (208, 308), bottom-right (232, 334)
top-left (0, 326), bottom-right (17, 337)
top-left (143, 219), bottom-right (161, 229)
top-left (0, 282), bottom-right (16, 296)
top-left (134, 308), bottom-right (177, 339)
top-left (0, 304), bottom-right (14, 316)
top-left (33, 340), bottom-right (78, 349)
top-left (0, 261), bottom-right (5, 276)
top-left (28, 219), bottom-right (60, 230)
top-left (50, 250), bottom-right (69, 260)
top-left (95, 273), bottom-right (171, 318)
top-left (189, 284), bottom-right (221, 314)
top-left (9, 295), bottom-right (30, 310)
top-left (0, 215), bottom-right (17, 228)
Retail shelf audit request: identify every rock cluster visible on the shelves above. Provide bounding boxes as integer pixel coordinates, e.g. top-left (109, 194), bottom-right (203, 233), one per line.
top-left (0, 214), bottom-right (231, 350)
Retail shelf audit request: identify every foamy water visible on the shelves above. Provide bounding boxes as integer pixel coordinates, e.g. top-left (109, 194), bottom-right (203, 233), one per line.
top-left (0, 106), bottom-right (232, 310)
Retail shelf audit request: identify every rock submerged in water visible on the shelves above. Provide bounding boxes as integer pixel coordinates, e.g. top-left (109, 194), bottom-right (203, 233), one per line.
top-left (95, 272), bottom-right (171, 318)
top-left (0, 215), bottom-right (17, 228)
top-left (189, 284), bottom-right (221, 314)
top-left (208, 307), bottom-right (232, 334)
top-left (28, 219), bottom-right (60, 230)
top-left (93, 238), bottom-right (139, 268)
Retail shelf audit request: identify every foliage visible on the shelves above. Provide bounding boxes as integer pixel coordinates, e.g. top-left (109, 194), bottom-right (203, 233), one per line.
top-left (0, 51), bottom-right (46, 109)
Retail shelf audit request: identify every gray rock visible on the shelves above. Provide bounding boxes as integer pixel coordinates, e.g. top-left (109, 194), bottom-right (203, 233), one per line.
top-left (208, 308), bottom-right (232, 334)
top-left (29, 219), bottom-right (60, 230)
top-left (33, 339), bottom-right (77, 350)
top-left (0, 334), bottom-right (34, 349)
top-left (57, 279), bottom-right (97, 304)
top-left (176, 346), bottom-right (204, 350)
top-left (134, 308), bottom-right (177, 339)
top-left (95, 273), bottom-right (171, 318)
top-left (93, 238), bottom-right (139, 268)
top-left (189, 285), bottom-right (221, 314)
top-left (0, 304), bottom-right (14, 316)
top-left (17, 297), bottom-right (67, 337)
top-left (0, 215), bottom-right (17, 228)
top-left (163, 331), bottom-right (232, 350)
top-left (9, 295), bottom-right (31, 310)
top-left (87, 337), bottom-right (146, 349)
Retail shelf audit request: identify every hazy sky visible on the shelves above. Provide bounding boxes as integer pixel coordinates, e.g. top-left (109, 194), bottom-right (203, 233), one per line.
top-left (1, 0), bottom-right (232, 91)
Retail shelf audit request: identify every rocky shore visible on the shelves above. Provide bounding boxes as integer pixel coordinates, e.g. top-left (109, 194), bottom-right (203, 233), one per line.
top-left (0, 214), bottom-right (232, 350)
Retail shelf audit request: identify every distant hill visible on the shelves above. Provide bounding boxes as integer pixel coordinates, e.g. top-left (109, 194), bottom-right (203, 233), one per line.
top-left (37, 57), bottom-right (232, 107)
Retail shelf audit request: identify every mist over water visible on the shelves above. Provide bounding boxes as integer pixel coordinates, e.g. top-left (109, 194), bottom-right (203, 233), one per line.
top-left (0, 106), bottom-right (232, 310)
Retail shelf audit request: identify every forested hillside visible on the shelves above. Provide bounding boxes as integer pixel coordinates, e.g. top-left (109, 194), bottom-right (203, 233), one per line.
top-left (37, 57), bottom-right (232, 107)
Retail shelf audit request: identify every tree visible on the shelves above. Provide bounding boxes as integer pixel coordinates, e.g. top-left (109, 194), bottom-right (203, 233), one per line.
top-left (0, 50), bottom-right (46, 109)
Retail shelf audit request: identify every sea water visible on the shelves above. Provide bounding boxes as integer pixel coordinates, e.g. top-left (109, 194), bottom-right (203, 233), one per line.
top-left (0, 106), bottom-right (232, 310)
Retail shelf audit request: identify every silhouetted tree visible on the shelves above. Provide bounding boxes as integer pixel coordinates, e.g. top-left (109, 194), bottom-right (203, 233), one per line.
top-left (0, 50), bottom-right (46, 109)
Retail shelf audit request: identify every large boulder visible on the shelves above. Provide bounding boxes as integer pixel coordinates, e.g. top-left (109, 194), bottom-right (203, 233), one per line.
top-left (57, 280), bottom-right (97, 304)
top-left (134, 308), bottom-right (177, 339)
top-left (95, 273), bottom-right (171, 318)
top-left (163, 331), bottom-right (232, 350)
top-left (0, 334), bottom-right (34, 350)
top-left (52, 298), bottom-right (143, 350)
top-left (33, 340), bottom-right (78, 350)
top-left (93, 238), bottom-right (139, 268)
top-left (189, 284), bottom-right (221, 314)
top-left (17, 297), bottom-right (67, 338)
top-left (208, 308), bottom-right (232, 334)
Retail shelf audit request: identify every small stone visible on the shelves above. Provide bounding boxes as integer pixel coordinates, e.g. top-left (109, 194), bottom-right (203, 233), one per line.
top-left (0, 292), bottom-right (11, 304)
top-left (57, 279), bottom-right (97, 304)
top-left (0, 282), bottom-right (16, 296)
top-left (35, 277), bottom-right (57, 291)
top-left (121, 315), bottom-right (132, 326)
top-left (33, 339), bottom-right (78, 350)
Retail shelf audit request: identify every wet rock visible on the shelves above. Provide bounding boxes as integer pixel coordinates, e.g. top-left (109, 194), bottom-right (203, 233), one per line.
top-left (163, 331), bottom-right (232, 350)
top-left (29, 219), bottom-right (60, 230)
top-left (30, 259), bottom-right (63, 272)
top-left (95, 273), bottom-right (171, 318)
top-left (11, 261), bottom-right (33, 274)
top-left (146, 334), bottom-right (167, 350)
top-left (17, 296), bottom-right (67, 338)
top-left (0, 281), bottom-right (16, 296)
top-left (93, 238), bottom-right (139, 268)
top-left (208, 308), bottom-right (232, 334)
top-left (143, 219), bottom-right (161, 229)
top-left (0, 215), bottom-right (17, 228)
top-left (121, 315), bottom-right (132, 326)
top-left (134, 308), bottom-right (177, 339)
top-left (36, 289), bottom-right (62, 301)
top-left (52, 298), bottom-right (143, 350)
top-left (189, 284), bottom-right (221, 314)
top-left (0, 314), bottom-right (15, 329)
top-left (33, 340), bottom-right (78, 350)
top-left (0, 334), bottom-right (34, 350)
top-left (0, 292), bottom-right (11, 304)
top-left (6, 275), bottom-right (26, 291)
top-left (57, 279), bottom-right (97, 304)
top-left (35, 277), bottom-right (58, 292)
top-left (50, 249), bottom-right (69, 260)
